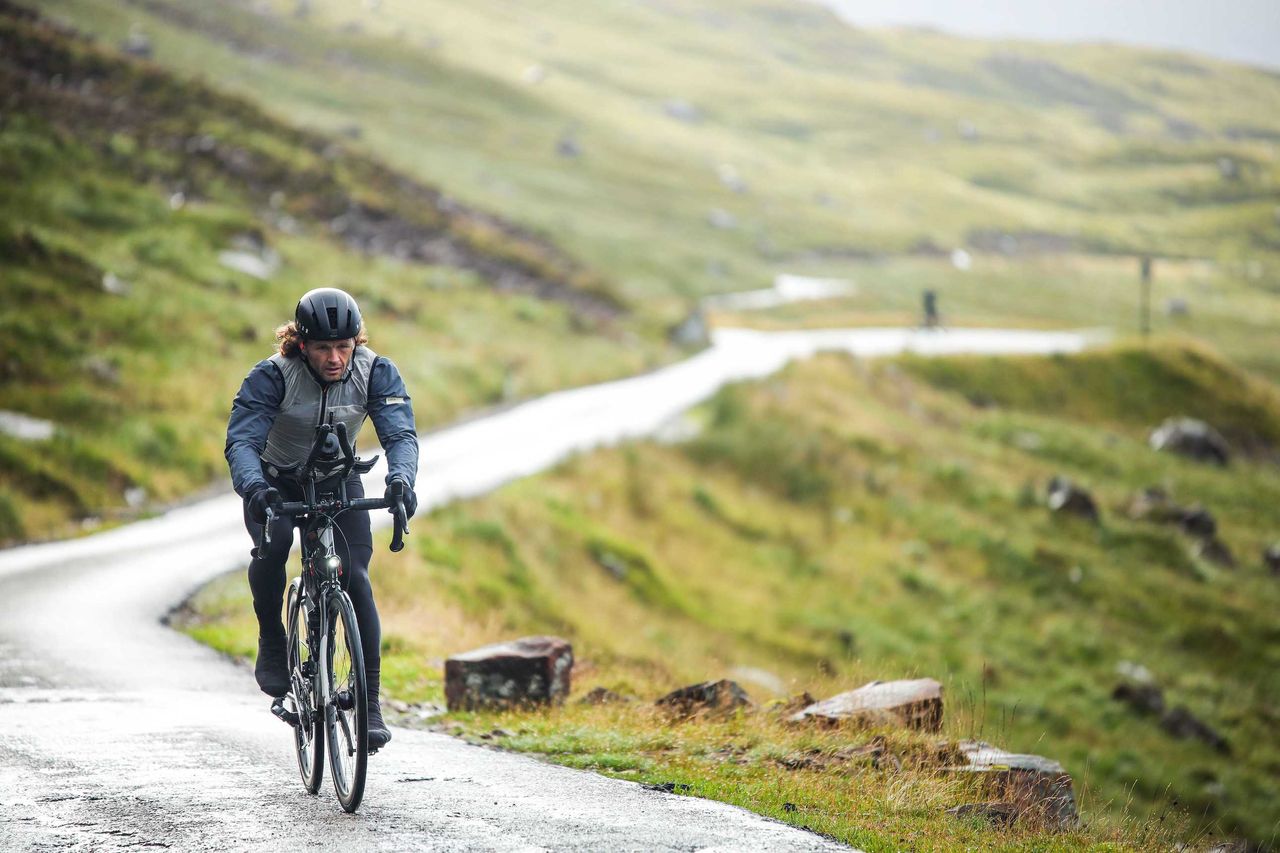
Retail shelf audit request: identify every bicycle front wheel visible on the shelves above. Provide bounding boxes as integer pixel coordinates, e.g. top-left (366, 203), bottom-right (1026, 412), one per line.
top-left (324, 590), bottom-right (368, 813)
top-left (286, 579), bottom-right (324, 793)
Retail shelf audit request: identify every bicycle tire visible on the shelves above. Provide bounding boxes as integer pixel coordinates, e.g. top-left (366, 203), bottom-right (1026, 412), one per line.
top-left (324, 589), bottom-right (368, 813)
top-left (286, 580), bottom-right (324, 793)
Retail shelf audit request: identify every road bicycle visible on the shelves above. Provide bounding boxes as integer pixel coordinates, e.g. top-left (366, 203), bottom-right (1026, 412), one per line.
top-left (256, 420), bottom-right (408, 813)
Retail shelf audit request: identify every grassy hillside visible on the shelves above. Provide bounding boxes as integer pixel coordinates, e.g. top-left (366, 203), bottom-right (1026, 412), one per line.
top-left (0, 4), bottom-right (674, 543)
top-left (183, 342), bottom-right (1280, 849)
top-left (44, 0), bottom-right (1280, 378)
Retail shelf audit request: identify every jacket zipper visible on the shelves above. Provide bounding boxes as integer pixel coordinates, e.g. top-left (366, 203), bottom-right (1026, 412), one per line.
top-left (316, 383), bottom-right (330, 427)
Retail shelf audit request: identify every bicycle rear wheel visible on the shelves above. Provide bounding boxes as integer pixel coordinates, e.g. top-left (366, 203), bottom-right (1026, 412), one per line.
top-left (286, 579), bottom-right (324, 793)
top-left (324, 590), bottom-right (368, 813)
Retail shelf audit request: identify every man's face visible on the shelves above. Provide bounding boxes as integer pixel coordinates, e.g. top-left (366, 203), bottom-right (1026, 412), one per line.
top-left (301, 338), bottom-right (355, 383)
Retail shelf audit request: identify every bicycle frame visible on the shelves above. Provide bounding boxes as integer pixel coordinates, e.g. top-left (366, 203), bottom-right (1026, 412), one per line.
top-left (260, 420), bottom-right (407, 811)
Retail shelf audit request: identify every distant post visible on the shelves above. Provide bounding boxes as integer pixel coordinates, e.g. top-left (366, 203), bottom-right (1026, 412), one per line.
top-left (1139, 256), bottom-right (1153, 338)
top-left (922, 289), bottom-right (938, 329)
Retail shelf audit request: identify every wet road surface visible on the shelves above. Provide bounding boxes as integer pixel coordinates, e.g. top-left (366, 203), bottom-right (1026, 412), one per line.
top-left (0, 327), bottom-right (1091, 850)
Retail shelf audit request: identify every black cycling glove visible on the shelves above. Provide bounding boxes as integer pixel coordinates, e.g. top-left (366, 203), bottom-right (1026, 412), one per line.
top-left (248, 489), bottom-right (273, 522)
top-left (246, 486), bottom-right (279, 525)
top-left (385, 476), bottom-right (418, 519)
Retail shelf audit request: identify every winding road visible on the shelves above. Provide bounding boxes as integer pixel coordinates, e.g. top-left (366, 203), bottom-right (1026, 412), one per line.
top-left (0, 326), bottom-right (1092, 851)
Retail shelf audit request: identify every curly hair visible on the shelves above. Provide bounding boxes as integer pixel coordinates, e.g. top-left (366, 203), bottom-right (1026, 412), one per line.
top-left (274, 320), bottom-right (369, 358)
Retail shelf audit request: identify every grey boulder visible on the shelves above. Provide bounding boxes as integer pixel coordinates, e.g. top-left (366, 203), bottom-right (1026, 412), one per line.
top-left (954, 741), bottom-right (1078, 829)
top-left (444, 636), bottom-right (573, 712)
top-left (1149, 417), bottom-right (1231, 466)
top-left (788, 678), bottom-right (943, 732)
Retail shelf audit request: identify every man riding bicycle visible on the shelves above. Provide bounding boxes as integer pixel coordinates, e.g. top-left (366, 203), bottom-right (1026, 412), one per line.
top-left (224, 287), bottom-right (419, 751)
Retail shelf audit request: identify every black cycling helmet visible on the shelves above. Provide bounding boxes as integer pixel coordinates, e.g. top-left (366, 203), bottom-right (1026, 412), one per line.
top-left (295, 287), bottom-right (362, 341)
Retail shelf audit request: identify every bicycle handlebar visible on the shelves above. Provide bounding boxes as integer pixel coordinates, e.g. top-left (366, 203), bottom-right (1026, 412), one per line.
top-left (256, 419), bottom-right (410, 556)
top-left (262, 492), bottom-right (407, 554)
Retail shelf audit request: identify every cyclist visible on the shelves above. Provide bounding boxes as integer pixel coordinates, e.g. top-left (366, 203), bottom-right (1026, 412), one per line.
top-left (224, 287), bottom-right (419, 751)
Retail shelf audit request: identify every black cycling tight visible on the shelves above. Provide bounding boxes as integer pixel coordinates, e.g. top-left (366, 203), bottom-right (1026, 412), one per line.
top-left (242, 472), bottom-right (382, 680)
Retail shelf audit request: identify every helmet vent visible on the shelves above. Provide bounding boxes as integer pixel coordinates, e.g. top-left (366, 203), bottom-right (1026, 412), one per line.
top-left (327, 306), bottom-right (339, 328)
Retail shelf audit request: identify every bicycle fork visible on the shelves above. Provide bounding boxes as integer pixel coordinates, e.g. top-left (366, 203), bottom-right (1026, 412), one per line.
top-left (271, 578), bottom-right (328, 729)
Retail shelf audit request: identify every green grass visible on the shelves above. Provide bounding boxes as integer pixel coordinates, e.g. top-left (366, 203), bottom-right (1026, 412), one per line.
top-left (0, 7), bottom-right (673, 543)
top-left (44, 0), bottom-right (1280, 330)
top-left (184, 342), bottom-right (1280, 848)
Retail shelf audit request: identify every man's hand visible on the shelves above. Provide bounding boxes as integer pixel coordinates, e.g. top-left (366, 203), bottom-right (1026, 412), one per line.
top-left (247, 486), bottom-right (279, 525)
top-left (385, 476), bottom-right (418, 519)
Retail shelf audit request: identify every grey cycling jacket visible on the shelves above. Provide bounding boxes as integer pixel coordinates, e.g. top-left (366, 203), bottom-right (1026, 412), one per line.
top-left (224, 346), bottom-right (419, 498)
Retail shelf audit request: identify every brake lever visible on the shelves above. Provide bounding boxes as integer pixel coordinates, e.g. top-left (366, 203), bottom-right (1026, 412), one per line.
top-left (388, 480), bottom-right (408, 552)
top-left (390, 501), bottom-right (408, 552)
top-left (259, 488), bottom-right (282, 551)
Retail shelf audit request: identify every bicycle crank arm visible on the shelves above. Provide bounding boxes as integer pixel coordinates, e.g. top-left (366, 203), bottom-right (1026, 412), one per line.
top-left (270, 697), bottom-right (300, 728)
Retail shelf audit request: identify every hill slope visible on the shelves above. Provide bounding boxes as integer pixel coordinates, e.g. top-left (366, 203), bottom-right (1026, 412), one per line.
top-left (185, 343), bottom-right (1280, 848)
top-left (0, 3), bottom-right (672, 543)
top-left (41, 0), bottom-right (1280, 379)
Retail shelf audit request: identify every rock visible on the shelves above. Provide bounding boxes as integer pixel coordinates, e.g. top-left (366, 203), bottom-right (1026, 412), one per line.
top-left (668, 307), bottom-right (708, 348)
top-left (778, 736), bottom-right (895, 772)
top-left (955, 741), bottom-right (1078, 829)
top-left (1127, 487), bottom-right (1182, 523)
top-left (1128, 488), bottom-right (1219, 539)
top-left (716, 163), bottom-right (748, 193)
top-left (1161, 706), bottom-right (1230, 754)
top-left (656, 679), bottom-right (751, 717)
top-left (1164, 297), bottom-right (1190, 317)
top-left (946, 802), bottom-right (1019, 827)
top-left (662, 99), bottom-right (701, 123)
top-left (1149, 418), bottom-right (1231, 466)
top-left (0, 410), bottom-right (55, 442)
top-left (771, 692), bottom-right (816, 716)
top-left (121, 27), bottom-right (152, 59)
top-left (1115, 660), bottom-right (1155, 683)
top-left (83, 356), bottom-right (121, 385)
top-left (788, 678), bottom-right (943, 732)
top-left (1046, 476), bottom-right (1099, 522)
top-left (578, 686), bottom-right (629, 706)
top-left (1262, 544), bottom-right (1280, 576)
top-left (707, 208), bottom-right (737, 230)
top-left (644, 781), bottom-right (693, 794)
top-left (102, 271), bottom-right (130, 296)
top-left (555, 134), bottom-right (581, 159)
top-left (443, 636), bottom-right (573, 712)
top-left (1112, 681), bottom-right (1165, 715)
top-left (1192, 536), bottom-right (1236, 568)
top-left (1178, 505), bottom-right (1217, 538)
top-left (1206, 840), bottom-right (1265, 853)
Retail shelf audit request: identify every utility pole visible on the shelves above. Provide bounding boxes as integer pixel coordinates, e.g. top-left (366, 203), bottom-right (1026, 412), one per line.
top-left (1139, 255), bottom-right (1153, 338)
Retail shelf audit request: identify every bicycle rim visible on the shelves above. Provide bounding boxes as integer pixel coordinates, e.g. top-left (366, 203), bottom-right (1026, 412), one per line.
top-left (325, 591), bottom-right (367, 812)
top-left (287, 580), bottom-right (324, 793)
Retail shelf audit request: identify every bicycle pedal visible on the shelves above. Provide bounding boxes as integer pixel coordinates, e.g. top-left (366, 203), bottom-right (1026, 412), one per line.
top-left (270, 697), bottom-right (300, 728)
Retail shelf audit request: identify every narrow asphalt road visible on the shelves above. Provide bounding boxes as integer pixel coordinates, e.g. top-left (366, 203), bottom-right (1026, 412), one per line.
top-left (0, 327), bottom-right (1092, 850)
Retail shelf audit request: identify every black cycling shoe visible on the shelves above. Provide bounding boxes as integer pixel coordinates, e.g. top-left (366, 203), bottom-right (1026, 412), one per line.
top-left (254, 633), bottom-right (290, 698)
top-left (367, 696), bottom-right (392, 752)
